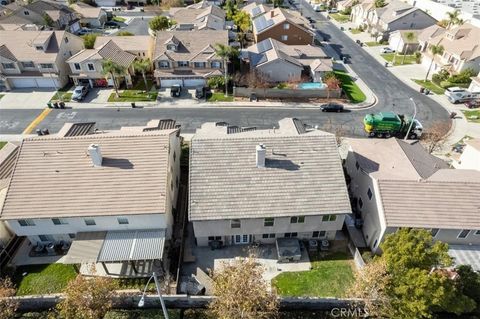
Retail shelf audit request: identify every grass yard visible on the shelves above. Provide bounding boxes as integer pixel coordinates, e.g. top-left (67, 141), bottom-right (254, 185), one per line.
top-left (334, 70), bottom-right (367, 103)
top-left (112, 16), bottom-right (127, 23)
top-left (13, 264), bottom-right (77, 296)
top-left (462, 110), bottom-right (480, 123)
top-left (272, 252), bottom-right (355, 297)
top-left (330, 13), bottom-right (350, 23)
top-left (50, 85), bottom-right (73, 102)
top-left (412, 79), bottom-right (445, 95)
top-left (381, 53), bottom-right (418, 65)
top-left (0, 94), bottom-right (4, 100)
top-left (207, 92), bottom-right (234, 102)
top-left (350, 28), bottom-right (363, 34)
top-left (0, 141), bottom-right (7, 150)
top-left (364, 41), bottom-right (383, 47)
top-left (108, 90), bottom-right (158, 102)
top-left (131, 78), bottom-right (155, 91)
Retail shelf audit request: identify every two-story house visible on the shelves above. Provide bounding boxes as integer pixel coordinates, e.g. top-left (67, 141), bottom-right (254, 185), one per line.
top-left (419, 23), bottom-right (480, 74)
top-left (168, 4), bottom-right (226, 31)
top-left (153, 30), bottom-right (228, 88)
top-left (189, 118), bottom-right (352, 247)
top-left (241, 2), bottom-right (272, 18)
top-left (66, 39), bottom-right (137, 88)
top-left (252, 8), bottom-right (315, 45)
top-left (0, 30), bottom-right (83, 90)
top-left (345, 138), bottom-right (480, 270)
top-left (0, 120), bottom-right (182, 276)
top-left (71, 2), bottom-right (107, 29)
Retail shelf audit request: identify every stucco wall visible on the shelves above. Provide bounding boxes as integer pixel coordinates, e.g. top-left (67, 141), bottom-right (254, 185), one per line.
top-left (234, 87), bottom-right (341, 98)
top-left (453, 145), bottom-right (480, 170)
top-left (256, 60), bottom-right (303, 82)
top-left (256, 21), bottom-right (314, 45)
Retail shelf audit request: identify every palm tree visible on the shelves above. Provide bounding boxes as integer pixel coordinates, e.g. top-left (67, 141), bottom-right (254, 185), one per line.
top-left (214, 43), bottom-right (239, 97)
top-left (424, 44), bottom-right (444, 82)
top-left (102, 59), bottom-right (127, 98)
top-left (133, 59), bottom-right (151, 92)
top-left (446, 9), bottom-right (464, 29)
top-left (401, 32), bottom-right (416, 65)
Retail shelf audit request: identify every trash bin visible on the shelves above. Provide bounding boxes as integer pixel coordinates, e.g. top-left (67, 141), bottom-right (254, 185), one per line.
top-left (41, 128), bottom-right (50, 135)
top-left (53, 102), bottom-right (59, 109)
top-left (59, 101), bottom-right (65, 109)
top-left (250, 93), bottom-right (257, 102)
top-left (424, 89), bottom-right (430, 95)
top-left (340, 26), bottom-right (344, 31)
top-left (131, 102), bottom-right (136, 108)
top-left (420, 87), bottom-right (425, 93)
top-left (342, 56), bottom-right (347, 63)
top-left (384, 62), bottom-right (389, 67)
top-left (36, 129), bottom-right (43, 136)
top-left (450, 112), bottom-right (457, 119)
top-left (47, 102), bottom-right (53, 108)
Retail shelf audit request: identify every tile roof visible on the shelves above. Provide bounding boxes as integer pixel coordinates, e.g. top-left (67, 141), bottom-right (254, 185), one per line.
top-left (465, 138), bottom-right (480, 151)
top-left (67, 40), bottom-right (136, 67)
top-left (189, 118), bottom-right (351, 221)
top-left (71, 2), bottom-right (103, 19)
top-left (169, 5), bottom-right (225, 30)
top-left (0, 129), bottom-right (178, 220)
top-left (426, 23), bottom-right (480, 61)
top-left (252, 7), bottom-right (312, 35)
top-left (94, 36), bottom-right (152, 53)
top-left (374, 0), bottom-right (418, 24)
top-left (241, 2), bottom-right (272, 17)
top-left (417, 24), bottom-right (446, 43)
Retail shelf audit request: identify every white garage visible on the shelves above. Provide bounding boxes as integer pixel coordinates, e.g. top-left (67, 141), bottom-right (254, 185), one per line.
top-left (183, 78), bottom-right (206, 87)
top-left (9, 77), bottom-right (60, 89)
top-left (160, 79), bottom-right (183, 88)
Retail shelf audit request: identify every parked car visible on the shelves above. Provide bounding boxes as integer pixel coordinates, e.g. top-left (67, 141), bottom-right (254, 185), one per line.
top-left (313, 4), bottom-right (323, 11)
top-left (77, 28), bottom-right (93, 35)
top-left (320, 102), bottom-right (344, 112)
top-left (104, 21), bottom-right (120, 29)
top-left (72, 85), bottom-right (89, 101)
top-left (195, 86), bottom-right (206, 99)
top-left (170, 84), bottom-right (182, 97)
top-left (306, 16), bottom-right (315, 23)
top-left (381, 47), bottom-right (395, 53)
top-left (328, 8), bottom-right (338, 13)
top-left (465, 99), bottom-right (480, 109)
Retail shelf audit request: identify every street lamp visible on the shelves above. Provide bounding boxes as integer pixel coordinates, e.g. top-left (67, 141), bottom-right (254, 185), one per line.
top-left (404, 97), bottom-right (417, 141)
top-left (138, 272), bottom-right (169, 319)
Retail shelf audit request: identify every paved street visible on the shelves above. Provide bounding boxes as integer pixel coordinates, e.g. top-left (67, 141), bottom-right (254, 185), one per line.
top-left (117, 17), bottom-right (152, 35)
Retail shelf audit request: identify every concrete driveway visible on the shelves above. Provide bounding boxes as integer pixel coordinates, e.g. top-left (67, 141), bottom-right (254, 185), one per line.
top-left (0, 89), bottom-right (55, 109)
top-left (69, 88), bottom-right (113, 106)
top-left (157, 88), bottom-right (203, 106)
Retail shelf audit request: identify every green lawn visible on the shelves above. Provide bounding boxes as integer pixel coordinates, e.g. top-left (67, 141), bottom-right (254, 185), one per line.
top-left (364, 41), bottom-right (383, 47)
top-left (350, 28), bottom-right (362, 34)
top-left (412, 79), bottom-right (445, 95)
top-left (272, 252), bottom-right (355, 297)
top-left (50, 92), bottom-right (72, 102)
top-left (207, 92), bottom-right (234, 102)
top-left (330, 13), bottom-right (350, 23)
top-left (13, 264), bottom-right (77, 296)
top-left (0, 94), bottom-right (4, 100)
top-left (108, 90), bottom-right (158, 102)
top-left (462, 110), bottom-right (480, 123)
top-left (0, 141), bottom-right (7, 150)
top-left (112, 16), bottom-right (126, 23)
top-left (334, 70), bottom-right (367, 103)
top-left (381, 53), bottom-right (417, 65)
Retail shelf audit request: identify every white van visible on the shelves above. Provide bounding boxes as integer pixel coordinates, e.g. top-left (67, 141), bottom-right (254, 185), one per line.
top-left (444, 87), bottom-right (480, 104)
top-left (313, 4), bottom-right (322, 11)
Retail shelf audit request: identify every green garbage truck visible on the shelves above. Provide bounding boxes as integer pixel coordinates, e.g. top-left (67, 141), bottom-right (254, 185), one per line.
top-left (363, 112), bottom-right (423, 139)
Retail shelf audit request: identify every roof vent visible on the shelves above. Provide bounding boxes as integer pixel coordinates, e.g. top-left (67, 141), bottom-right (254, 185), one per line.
top-left (88, 144), bottom-right (103, 167)
top-left (256, 143), bottom-right (266, 168)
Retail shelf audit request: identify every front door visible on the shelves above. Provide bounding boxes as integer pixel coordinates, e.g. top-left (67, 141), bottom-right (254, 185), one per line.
top-left (233, 234), bottom-right (250, 245)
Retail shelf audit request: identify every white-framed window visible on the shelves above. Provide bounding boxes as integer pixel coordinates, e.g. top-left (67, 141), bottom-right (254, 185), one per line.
top-left (87, 63), bottom-right (95, 71)
top-left (167, 44), bottom-right (177, 51)
top-left (73, 63), bottom-right (81, 71)
top-left (177, 61), bottom-right (189, 67)
top-left (367, 188), bottom-right (373, 200)
top-left (262, 233), bottom-right (275, 239)
top-left (430, 228), bottom-right (439, 237)
top-left (40, 63), bottom-right (54, 69)
top-left (158, 60), bottom-right (170, 68)
top-left (290, 216), bottom-right (305, 223)
top-left (322, 215), bottom-right (337, 222)
top-left (18, 219), bottom-right (35, 226)
top-left (23, 10), bottom-right (30, 15)
top-left (84, 218), bottom-right (96, 226)
top-left (194, 62), bottom-right (206, 68)
top-left (281, 35), bottom-right (288, 41)
top-left (2, 63), bottom-right (15, 69)
top-left (264, 217), bottom-right (274, 227)
top-left (211, 61), bottom-right (222, 68)
top-left (208, 236), bottom-right (222, 241)
top-left (22, 61), bottom-right (35, 68)
top-left (458, 229), bottom-right (471, 238)
top-left (231, 219), bottom-right (241, 228)
top-left (52, 218), bottom-right (68, 225)
top-left (283, 23), bottom-right (290, 29)
top-left (35, 45), bottom-right (43, 51)
top-left (38, 235), bottom-right (55, 242)
top-left (284, 232), bottom-right (298, 238)
top-left (117, 217), bottom-right (129, 225)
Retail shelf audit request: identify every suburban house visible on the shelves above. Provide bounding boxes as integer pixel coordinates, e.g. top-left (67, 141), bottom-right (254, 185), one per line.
top-left (387, 29), bottom-right (420, 54)
top-left (241, 2), bottom-right (272, 18)
top-left (189, 118), bottom-right (352, 247)
top-left (351, 0), bottom-right (436, 39)
top-left (337, 0), bottom-right (359, 12)
top-left (452, 138), bottom-right (480, 170)
top-left (168, 4), bottom-right (226, 31)
top-left (0, 30), bottom-right (83, 90)
top-left (469, 76), bottom-right (480, 92)
top-left (252, 7), bottom-right (315, 45)
top-left (152, 30), bottom-right (228, 88)
top-left (345, 138), bottom-right (480, 270)
top-left (71, 2), bottom-right (107, 28)
top-left (66, 39), bottom-right (137, 88)
top-left (0, 120), bottom-right (182, 276)
top-left (419, 23), bottom-right (480, 74)
top-left (242, 38), bottom-right (333, 82)
top-left (94, 35), bottom-right (153, 60)
top-left (0, 0), bottom-right (80, 33)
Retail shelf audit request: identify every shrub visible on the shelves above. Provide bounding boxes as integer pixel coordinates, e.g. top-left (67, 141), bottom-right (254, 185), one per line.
top-left (207, 76), bottom-right (225, 90)
top-left (116, 31), bottom-right (134, 36)
top-left (414, 51), bottom-right (422, 64)
top-left (448, 68), bottom-right (475, 84)
top-left (149, 16), bottom-right (173, 32)
top-left (432, 69), bottom-right (449, 85)
top-left (275, 82), bottom-right (288, 89)
top-left (440, 81), bottom-right (469, 89)
top-left (342, 7), bottom-right (352, 15)
top-left (361, 251), bottom-right (374, 264)
top-left (82, 34), bottom-right (97, 49)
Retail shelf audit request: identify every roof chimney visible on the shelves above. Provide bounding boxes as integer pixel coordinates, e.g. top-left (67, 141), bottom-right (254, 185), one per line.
top-left (271, 10), bottom-right (275, 17)
top-left (88, 144), bottom-right (103, 167)
top-left (256, 144), bottom-right (266, 168)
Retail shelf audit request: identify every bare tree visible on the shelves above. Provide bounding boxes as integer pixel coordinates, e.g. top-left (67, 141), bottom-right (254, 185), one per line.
top-left (0, 277), bottom-right (18, 319)
top-left (422, 121), bottom-right (450, 153)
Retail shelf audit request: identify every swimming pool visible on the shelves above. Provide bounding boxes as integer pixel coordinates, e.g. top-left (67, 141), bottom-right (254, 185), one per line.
top-left (297, 82), bottom-right (327, 89)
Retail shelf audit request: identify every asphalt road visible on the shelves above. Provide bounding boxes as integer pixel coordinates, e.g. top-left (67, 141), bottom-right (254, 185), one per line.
top-left (119, 17), bottom-right (152, 35)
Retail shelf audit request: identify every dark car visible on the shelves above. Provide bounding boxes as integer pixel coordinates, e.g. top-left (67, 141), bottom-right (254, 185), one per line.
top-left (104, 21), bottom-right (120, 29)
top-left (170, 84), bottom-right (182, 97)
top-left (306, 16), bottom-right (315, 23)
top-left (71, 85), bottom-right (89, 101)
top-left (465, 99), bottom-right (480, 109)
top-left (195, 86), bottom-right (206, 99)
top-left (320, 102), bottom-right (344, 112)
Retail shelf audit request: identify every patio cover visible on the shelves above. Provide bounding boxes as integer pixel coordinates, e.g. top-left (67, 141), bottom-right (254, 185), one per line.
top-left (449, 245), bottom-right (480, 271)
top-left (64, 229), bottom-right (166, 264)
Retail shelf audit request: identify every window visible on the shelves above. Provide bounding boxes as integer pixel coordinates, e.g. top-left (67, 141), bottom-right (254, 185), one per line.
top-left (173, 151), bottom-right (176, 162)
top-left (40, 63), bottom-right (54, 69)
top-left (373, 239), bottom-right (378, 248)
top-left (18, 219), bottom-right (35, 226)
top-left (65, 37), bottom-right (69, 43)
top-left (24, 10), bottom-right (30, 15)
top-left (167, 44), bottom-right (177, 51)
top-left (458, 229), bottom-right (471, 238)
top-left (430, 228), bottom-right (439, 237)
top-left (355, 161), bottom-right (360, 170)
top-left (194, 62), bottom-right (206, 68)
top-left (262, 233), bottom-right (275, 239)
top-left (171, 179), bottom-right (174, 191)
top-left (367, 188), bottom-right (373, 200)
top-left (176, 176), bottom-right (179, 188)
top-left (84, 219), bottom-right (96, 226)
top-left (290, 216), bottom-right (305, 223)
top-left (359, 198), bottom-right (363, 208)
top-left (52, 218), bottom-right (68, 225)
top-left (211, 61), bottom-right (221, 68)
top-left (231, 219), bottom-right (241, 228)
top-left (158, 61), bottom-right (169, 68)
top-left (281, 35), bottom-right (288, 41)
top-left (208, 236), bottom-right (222, 241)
top-left (283, 23), bottom-right (290, 29)
top-left (68, 233), bottom-right (76, 239)
top-left (22, 61), bottom-right (35, 68)
top-left (74, 63), bottom-right (81, 70)
top-left (2, 63), bottom-right (15, 69)
top-left (38, 235), bottom-right (54, 242)
top-left (87, 63), bottom-right (95, 71)
top-left (322, 215), bottom-right (337, 222)
top-left (284, 232), bottom-right (297, 238)
top-left (264, 217), bottom-right (274, 227)
top-left (476, 230), bottom-right (480, 235)
top-left (117, 217), bottom-right (129, 225)
top-left (313, 231), bottom-right (327, 238)
top-left (178, 61), bottom-right (189, 67)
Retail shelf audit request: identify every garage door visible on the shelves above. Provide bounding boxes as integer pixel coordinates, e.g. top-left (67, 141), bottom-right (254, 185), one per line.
top-left (183, 78), bottom-right (206, 88)
top-left (160, 79), bottom-right (183, 88)
top-left (10, 78), bottom-right (59, 88)
top-left (35, 78), bottom-right (59, 88)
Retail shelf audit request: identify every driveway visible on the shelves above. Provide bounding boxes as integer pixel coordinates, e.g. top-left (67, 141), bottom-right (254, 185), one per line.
top-left (0, 89), bottom-right (55, 109)
top-left (116, 17), bottom-right (152, 35)
top-left (69, 88), bottom-right (113, 106)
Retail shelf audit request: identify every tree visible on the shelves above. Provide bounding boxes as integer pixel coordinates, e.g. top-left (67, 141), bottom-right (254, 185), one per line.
top-left (133, 59), bottom-right (151, 92)
top-left (116, 31), bottom-right (134, 36)
top-left (349, 229), bottom-right (477, 318)
top-left (446, 9), bottom-right (464, 29)
top-left (82, 33), bottom-right (98, 49)
top-left (149, 16), bottom-right (172, 32)
top-left (456, 265), bottom-right (480, 315)
top-left (208, 253), bottom-right (279, 319)
top-left (0, 277), bottom-right (18, 319)
top-left (224, 0), bottom-right (237, 20)
top-left (57, 275), bottom-right (117, 319)
top-left (422, 121), bottom-right (450, 153)
top-left (102, 59), bottom-right (127, 98)
top-left (324, 76), bottom-right (341, 99)
top-left (424, 44), bottom-right (444, 82)
top-left (374, 0), bottom-right (385, 8)
top-left (43, 13), bottom-right (54, 27)
top-left (370, 31), bottom-right (380, 42)
top-left (233, 11), bottom-right (251, 48)
top-left (214, 43), bottom-right (239, 97)
top-left (401, 31), bottom-right (416, 64)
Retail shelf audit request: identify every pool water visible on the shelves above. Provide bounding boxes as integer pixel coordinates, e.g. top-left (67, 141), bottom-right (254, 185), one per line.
top-left (297, 82), bottom-right (327, 89)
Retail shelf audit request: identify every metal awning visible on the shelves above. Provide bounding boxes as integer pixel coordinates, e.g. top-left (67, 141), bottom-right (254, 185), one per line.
top-left (64, 229), bottom-right (166, 264)
top-left (449, 245), bottom-right (480, 271)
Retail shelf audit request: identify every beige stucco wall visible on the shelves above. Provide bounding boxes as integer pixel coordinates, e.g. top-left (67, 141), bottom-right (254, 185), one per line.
top-left (453, 145), bottom-right (480, 170)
